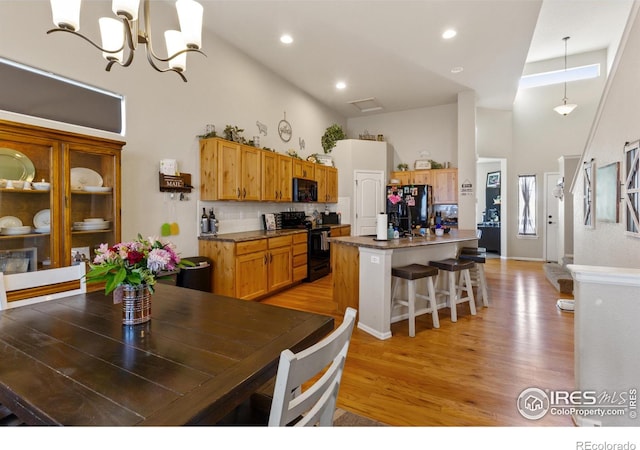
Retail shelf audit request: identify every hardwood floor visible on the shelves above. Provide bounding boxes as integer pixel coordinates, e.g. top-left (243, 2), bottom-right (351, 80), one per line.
top-left (262, 258), bottom-right (576, 426)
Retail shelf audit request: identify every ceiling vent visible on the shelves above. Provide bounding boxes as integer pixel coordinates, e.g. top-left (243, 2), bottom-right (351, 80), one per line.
top-left (347, 97), bottom-right (383, 113)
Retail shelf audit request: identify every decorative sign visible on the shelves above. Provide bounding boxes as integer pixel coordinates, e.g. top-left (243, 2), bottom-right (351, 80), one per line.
top-left (460, 179), bottom-right (474, 196)
top-left (159, 173), bottom-right (192, 193)
top-left (256, 120), bottom-right (268, 136)
top-left (278, 111), bottom-right (292, 142)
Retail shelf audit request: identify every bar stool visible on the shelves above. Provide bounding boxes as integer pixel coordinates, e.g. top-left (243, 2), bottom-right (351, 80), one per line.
top-left (428, 258), bottom-right (476, 322)
top-left (459, 247), bottom-right (489, 307)
top-left (390, 264), bottom-right (440, 337)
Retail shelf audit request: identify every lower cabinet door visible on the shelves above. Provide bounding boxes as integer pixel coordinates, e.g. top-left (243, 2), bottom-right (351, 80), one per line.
top-left (236, 251), bottom-right (268, 300)
top-left (268, 246), bottom-right (293, 291)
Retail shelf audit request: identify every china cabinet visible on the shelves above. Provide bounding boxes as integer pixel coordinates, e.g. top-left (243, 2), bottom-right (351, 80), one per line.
top-left (0, 119), bottom-right (123, 299)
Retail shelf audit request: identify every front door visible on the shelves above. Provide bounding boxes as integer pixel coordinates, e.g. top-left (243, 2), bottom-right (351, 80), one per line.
top-left (544, 172), bottom-right (560, 262)
top-left (354, 170), bottom-right (385, 236)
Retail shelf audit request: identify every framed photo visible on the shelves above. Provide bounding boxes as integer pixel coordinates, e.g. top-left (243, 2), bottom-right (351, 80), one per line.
top-left (0, 247), bottom-right (37, 273)
top-left (486, 171), bottom-right (501, 188)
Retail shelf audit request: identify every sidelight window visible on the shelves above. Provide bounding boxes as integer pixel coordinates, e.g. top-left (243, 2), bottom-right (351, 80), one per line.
top-left (518, 175), bottom-right (537, 236)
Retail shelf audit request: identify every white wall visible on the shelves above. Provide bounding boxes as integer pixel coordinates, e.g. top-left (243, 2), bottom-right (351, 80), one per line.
top-left (346, 104), bottom-right (457, 171)
top-left (0, 1), bottom-right (344, 257)
top-left (573, 4), bottom-right (640, 268)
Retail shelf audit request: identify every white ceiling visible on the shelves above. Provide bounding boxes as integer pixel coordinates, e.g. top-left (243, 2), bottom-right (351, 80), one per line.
top-left (201, 0), bottom-right (634, 118)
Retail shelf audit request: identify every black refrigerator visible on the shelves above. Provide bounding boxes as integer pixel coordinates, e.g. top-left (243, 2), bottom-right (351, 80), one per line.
top-left (386, 184), bottom-right (432, 234)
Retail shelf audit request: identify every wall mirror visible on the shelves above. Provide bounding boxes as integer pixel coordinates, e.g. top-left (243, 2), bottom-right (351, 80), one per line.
top-left (596, 162), bottom-right (620, 223)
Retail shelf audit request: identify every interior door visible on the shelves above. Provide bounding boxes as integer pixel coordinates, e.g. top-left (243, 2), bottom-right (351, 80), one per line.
top-left (354, 170), bottom-right (385, 236)
top-left (545, 172), bottom-right (560, 262)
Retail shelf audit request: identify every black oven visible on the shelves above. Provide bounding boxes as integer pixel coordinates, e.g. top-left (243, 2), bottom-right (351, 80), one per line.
top-left (307, 226), bottom-right (331, 282)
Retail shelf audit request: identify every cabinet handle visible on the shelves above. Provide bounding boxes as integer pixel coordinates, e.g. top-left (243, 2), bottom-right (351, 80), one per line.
top-left (270, 253), bottom-right (273, 263)
top-left (243, 188), bottom-right (246, 198)
top-left (237, 188), bottom-right (241, 198)
top-left (264, 254), bottom-right (267, 264)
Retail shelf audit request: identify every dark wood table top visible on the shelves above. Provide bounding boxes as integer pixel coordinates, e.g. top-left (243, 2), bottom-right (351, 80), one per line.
top-left (0, 284), bottom-right (334, 425)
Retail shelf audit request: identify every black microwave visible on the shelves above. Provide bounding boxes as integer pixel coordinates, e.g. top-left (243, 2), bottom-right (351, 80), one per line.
top-left (293, 178), bottom-right (318, 202)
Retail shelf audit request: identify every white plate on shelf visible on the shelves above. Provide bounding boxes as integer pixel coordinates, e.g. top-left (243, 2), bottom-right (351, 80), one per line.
top-left (33, 209), bottom-right (51, 228)
top-left (84, 218), bottom-right (105, 223)
top-left (83, 186), bottom-right (111, 193)
top-left (74, 221), bottom-right (110, 231)
top-left (70, 167), bottom-right (103, 190)
top-left (0, 216), bottom-right (23, 228)
top-left (1, 225), bottom-right (32, 235)
top-left (34, 227), bottom-right (50, 234)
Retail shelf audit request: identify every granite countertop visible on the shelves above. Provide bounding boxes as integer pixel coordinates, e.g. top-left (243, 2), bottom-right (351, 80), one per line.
top-left (198, 228), bottom-right (308, 243)
top-left (198, 224), bottom-right (350, 243)
top-left (329, 229), bottom-right (478, 249)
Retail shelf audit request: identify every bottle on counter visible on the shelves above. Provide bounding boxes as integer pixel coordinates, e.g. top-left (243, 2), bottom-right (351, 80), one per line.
top-left (200, 208), bottom-right (209, 234)
top-left (208, 208), bottom-right (218, 235)
top-left (387, 223), bottom-right (394, 240)
top-left (393, 227), bottom-right (399, 239)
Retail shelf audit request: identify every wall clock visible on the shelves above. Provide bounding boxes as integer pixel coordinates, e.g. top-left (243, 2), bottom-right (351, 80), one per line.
top-left (278, 111), bottom-right (292, 142)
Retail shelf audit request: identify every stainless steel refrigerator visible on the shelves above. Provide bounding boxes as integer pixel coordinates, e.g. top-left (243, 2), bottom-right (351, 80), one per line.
top-left (386, 184), bottom-right (432, 234)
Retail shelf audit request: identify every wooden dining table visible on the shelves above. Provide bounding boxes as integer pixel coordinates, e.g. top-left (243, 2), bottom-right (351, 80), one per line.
top-left (0, 283), bottom-right (334, 425)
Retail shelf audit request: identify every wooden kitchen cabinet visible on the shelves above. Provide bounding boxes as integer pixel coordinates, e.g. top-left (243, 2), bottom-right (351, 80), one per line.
top-left (315, 165), bottom-right (338, 203)
top-left (0, 119), bottom-right (123, 301)
top-left (432, 169), bottom-right (458, 204)
top-left (235, 239), bottom-right (268, 300)
top-left (292, 232), bottom-right (307, 282)
top-left (199, 232), bottom-right (302, 301)
top-left (293, 159), bottom-right (315, 180)
top-left (261, 150), bottom-right (292, 202)
top-left (267, 235), bottom-right (293, 292)
top-left (200, 137), bottom-right (261, 201)
top-left (389, 168), bottom-right (457, 203)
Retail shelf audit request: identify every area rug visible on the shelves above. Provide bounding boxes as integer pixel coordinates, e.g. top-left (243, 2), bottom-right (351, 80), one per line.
top-left (333, 408), bottom-right (388, 426)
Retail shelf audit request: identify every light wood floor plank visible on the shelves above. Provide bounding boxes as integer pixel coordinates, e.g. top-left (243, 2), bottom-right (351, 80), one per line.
top-left (262, 258), bottom-right (574, 426)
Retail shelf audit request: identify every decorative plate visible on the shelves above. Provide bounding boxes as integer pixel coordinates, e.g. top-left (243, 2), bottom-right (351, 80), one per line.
top-left (83, 186), bottom-right (112, 193)
top-left (70, 167), bottom-right (103, 190)
top-left (0, 225), bottom-right (31, 235)
top-left (0, 148), bottom-right (36, 182)
top-left (33, 209), bottom-right (51, 228)
top-left (0, 216), bottom-right (23, 228)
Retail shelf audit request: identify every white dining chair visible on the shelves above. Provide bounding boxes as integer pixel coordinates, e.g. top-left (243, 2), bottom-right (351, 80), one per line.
top-left (0, 273), bottom-right (7, 311)
top-left (1, 264), bottom-right (86, 309)
top-left (268, 307), bottom-right (357, 427)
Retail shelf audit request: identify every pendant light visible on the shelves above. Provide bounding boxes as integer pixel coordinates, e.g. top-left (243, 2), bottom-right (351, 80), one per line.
top-left (553, 36), bottom-right (577, 116)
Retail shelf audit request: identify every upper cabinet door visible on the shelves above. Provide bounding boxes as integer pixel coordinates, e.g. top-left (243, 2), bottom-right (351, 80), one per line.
top-left (66, 141), bottom-right (121, 269)
top-left (0, 131), bottom-right (58, 270)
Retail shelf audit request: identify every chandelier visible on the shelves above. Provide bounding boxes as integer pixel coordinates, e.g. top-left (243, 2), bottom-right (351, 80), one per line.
top-left (553, 36), bottom-right (577, 116)
top-left (47, 0), bottom-right (206, 82)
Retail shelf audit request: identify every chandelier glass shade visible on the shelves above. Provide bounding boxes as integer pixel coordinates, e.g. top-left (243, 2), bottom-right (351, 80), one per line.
top-left (554, 36), bottom-right (577, 116)
top-left (48, 0), bottom-right (205, 82)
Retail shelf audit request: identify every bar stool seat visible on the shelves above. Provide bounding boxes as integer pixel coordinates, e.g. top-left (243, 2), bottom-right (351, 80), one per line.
top-left (428, 258), bottom-right (476, 322)
top-left (459, 249), bottom-right (489, 307)
top-left (391, 264), bottom-right (440, 337)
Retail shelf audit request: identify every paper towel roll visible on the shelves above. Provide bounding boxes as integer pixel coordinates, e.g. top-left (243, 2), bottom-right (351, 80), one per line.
top-left (376, 213), bottom-right (388, 240)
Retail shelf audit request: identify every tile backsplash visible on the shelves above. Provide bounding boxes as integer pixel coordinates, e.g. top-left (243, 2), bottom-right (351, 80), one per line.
top-left (197, 201), bottom-right (339, 235)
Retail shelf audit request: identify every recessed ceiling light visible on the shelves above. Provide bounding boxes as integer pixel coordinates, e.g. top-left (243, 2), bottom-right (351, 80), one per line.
top-left (336, 81), bottom-right (346, 90)
top-left (442, 29), bottom-right (457, 39)
top-left (451, 66), bottom-right (464, 74)
top-left (280, 34), bottom-right (293, 44)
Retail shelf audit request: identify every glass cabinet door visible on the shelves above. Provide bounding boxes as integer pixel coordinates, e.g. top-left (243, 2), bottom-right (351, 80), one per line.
top-left (66, 143), bottom-right (120, 267)
top-left (0, 135), bottom-right (57, 273)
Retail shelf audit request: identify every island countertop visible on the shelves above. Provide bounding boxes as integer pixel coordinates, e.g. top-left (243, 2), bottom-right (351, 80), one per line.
top-left (329, 229), bottom-right (478, 249)
top-left (331, 229), bottom-right (479, 340)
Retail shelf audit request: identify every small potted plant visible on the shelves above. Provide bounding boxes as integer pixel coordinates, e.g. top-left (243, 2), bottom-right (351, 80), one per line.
top-left (397, 163), bottom-right (409, 171)
top-left (321, 124), bottom-right (346, 154)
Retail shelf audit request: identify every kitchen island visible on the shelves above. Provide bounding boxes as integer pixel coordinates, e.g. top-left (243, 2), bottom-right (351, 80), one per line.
top-left (330, 229), bottom-right (478, 339)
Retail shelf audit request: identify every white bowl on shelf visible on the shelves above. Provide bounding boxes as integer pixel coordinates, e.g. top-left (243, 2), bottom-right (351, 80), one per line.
top-left (84, 218), bottom-right (105, 223)
top-left (11, 180), bottom-right (24, 189)
top-left (32, 182), bottom-right (51, 191)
